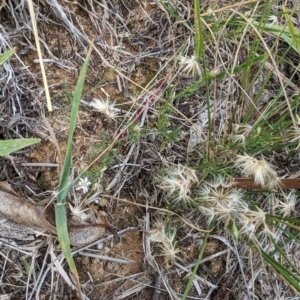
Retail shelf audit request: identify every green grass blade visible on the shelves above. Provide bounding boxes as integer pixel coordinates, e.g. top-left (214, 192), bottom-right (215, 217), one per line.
top-left (269, 235), bottom-right (300, 279)
top-left (0, 48), bottom-right (14, 66)
top-left (252, 19), bottom-right (300, 54)
top-left (259, 248), bottom-right (300, 292)
top-left (194, 0), bottom-right (202, 62)
top-left (55, 44), bottom-right (93, 300)
top-left (0, 138), bottom-right (40, 156)
top-left (57, 47), bottom-right (92, 202)
top-left (283, 5), bottom-right (300, 55)
top-left (181, 221), bottom-right (213, 300)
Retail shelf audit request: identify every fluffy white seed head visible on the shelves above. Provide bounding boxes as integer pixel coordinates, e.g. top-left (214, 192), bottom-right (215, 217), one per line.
top-left (235, 154), bottom-right (280, 189)
top-left (157, 164), bottom-right (198, 204)
top-left (275, 191), bottom-right (297, 217)
top-left (179, 55), bottom-right (202, 78)
top-left (90, 98), bottom-right (118, 120)
top-left (198, 176), bottom-right (247, 226)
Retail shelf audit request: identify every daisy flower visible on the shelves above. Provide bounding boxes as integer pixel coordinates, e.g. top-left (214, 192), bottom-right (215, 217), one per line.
top-left (76, 177), bottom-right (91, 194)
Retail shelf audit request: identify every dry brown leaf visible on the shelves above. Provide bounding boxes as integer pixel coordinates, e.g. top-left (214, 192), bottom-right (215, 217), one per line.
top-left (68, 208), bottom-right (111, 246)
top-left (68, 223), bottom-right (108, 246)
top-left (0, 182), bottom-right (56, 234)
top-left (0, 182), bottom-right (111, 245)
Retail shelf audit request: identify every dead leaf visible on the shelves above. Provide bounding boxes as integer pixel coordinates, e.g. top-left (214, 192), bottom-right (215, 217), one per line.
top-left (68, 223), bottom-right (108, 246)
top-left (0, 182), bottom-right (110, 245)
top-left (0, 182), bottom-right (56, 234)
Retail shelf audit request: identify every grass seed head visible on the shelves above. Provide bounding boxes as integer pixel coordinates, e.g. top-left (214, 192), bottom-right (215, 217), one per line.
top-left (198, 176), bottom-right (246, 226)
top-left (68, 201), bottom-right (89, 221)
top-left (157, 164), bottom-right (198, 205)
top-left (91, 98), bottom-right (118, 120)
top-left (150, 226), bottom-right (180, 268)
top-left (238, 207), bottom-right (267, 237)
top-left (199, 177), bottom-right (274, 238)
top-left (179, 55), bottom-right (202, 78)
top-left (235, 154), bottom-right (280, 189)
top-left (275, 191), bottom-right (297, 217)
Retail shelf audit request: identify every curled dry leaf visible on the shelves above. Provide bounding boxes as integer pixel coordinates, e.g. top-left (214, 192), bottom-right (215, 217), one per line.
top-left (0, 181), bottom-right (56, 234)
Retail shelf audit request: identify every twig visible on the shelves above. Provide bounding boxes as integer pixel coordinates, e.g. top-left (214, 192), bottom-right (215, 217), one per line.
top-left (79, 252), bottom-right (132, 264)
top-left (234, 178), bottom-right (300, 189)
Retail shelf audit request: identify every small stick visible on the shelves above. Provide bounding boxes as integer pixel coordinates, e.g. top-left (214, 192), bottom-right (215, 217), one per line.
top-left (234, 178), bottom-right (300, 190)
top-left (27, 0), bottom-right (52, 112)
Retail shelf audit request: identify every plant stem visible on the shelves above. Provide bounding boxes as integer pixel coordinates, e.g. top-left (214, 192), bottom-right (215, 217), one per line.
top-left (181, 221), bottom-right (213, 300)
top-left (194, 0), bottom-right (202, 62)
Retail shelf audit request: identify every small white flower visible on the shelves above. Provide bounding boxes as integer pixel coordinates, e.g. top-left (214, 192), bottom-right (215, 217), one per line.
top-left (76, 177), bottom-right (91, 194)
top-left (179, 55), bottom-right (202, 78)
top-left (235, 154), bottom-right (280, 189)
top-left (90, 98), bottom-right (118, 120)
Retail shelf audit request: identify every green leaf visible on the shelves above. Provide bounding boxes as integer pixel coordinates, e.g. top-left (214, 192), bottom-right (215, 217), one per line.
top-left (0, 138), bottom-right (40, 156)
top-left (0, 48), bottom-right (15, 66)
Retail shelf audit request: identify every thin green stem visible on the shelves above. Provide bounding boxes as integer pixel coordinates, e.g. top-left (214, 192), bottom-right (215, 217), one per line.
top-left (181, 221), bottom-right (213, 300)
top-left (194, 0), bottom-right (202, 62)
